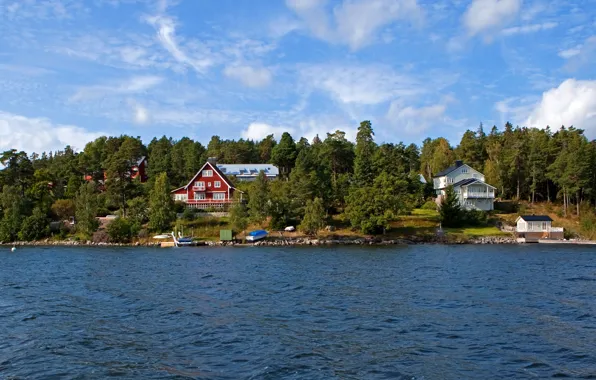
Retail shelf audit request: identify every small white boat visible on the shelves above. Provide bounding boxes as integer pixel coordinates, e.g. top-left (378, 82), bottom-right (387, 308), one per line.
top-left (246, 230), bottom-right (268, 242)
top-left (284, 226), bottom-right (295, 232)
top-left (153, 234), bottom-right (171, 239)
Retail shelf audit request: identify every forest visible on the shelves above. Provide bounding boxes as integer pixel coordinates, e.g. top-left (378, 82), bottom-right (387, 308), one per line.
top-left (1, 120), bottom-right (595, 243)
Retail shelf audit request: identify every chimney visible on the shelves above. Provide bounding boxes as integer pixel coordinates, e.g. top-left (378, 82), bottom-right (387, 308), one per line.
top-left (455, 160), bottom-right (463, 167)
top-left (207, 157), bottom-right (217, 165)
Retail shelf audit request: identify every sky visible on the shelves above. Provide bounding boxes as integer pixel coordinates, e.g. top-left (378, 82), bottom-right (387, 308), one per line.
top-left (0, 0), bottom-right (595, 154)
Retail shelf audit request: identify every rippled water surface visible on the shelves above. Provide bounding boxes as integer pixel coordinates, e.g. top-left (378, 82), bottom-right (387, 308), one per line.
top-left (1, 245), bottom-right (595, 379)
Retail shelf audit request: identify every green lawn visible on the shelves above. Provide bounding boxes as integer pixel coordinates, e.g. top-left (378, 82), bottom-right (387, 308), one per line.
top-left (444, 226), bottom-right (510, 237)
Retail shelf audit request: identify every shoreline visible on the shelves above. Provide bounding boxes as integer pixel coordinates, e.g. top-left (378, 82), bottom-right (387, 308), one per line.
top-left (2, 236), bottom-right (521, 247)
top-left (3, 236), bottom-right (594, 248)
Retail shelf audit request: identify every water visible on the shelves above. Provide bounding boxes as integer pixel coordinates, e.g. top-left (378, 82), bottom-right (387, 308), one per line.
top-left (1, 245), bottom-right (595, 379)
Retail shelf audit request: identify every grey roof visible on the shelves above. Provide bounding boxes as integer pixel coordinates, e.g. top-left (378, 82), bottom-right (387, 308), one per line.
top-left (519, 215), bottom-right (553, 222)
top-left (418, 174), bottom-right (427, 184)
top-left (136, 156), bottom-right (146, 166)
top-left (452, 178), bottom-right (478, 188)
top-left (433, 160), bottom-right (464, 177)
top-left (217, 164), bottom-right (279, 177)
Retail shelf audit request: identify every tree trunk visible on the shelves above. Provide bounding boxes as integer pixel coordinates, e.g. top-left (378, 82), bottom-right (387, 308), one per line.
top-left (577, 191), bottom-right (581, 217)
top-left (547, 181), bottom-right (550, 202)
top-left (517, 176), bottom-right (520, 200)
top-left (563, 188), bottom-right (567, 217)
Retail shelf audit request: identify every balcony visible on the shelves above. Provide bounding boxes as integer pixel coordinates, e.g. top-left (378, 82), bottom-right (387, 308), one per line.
top-left (464, 192), bottom-right (495, 198)
top-left (186, 199), bottom-right (236, 204)
top-left (192, 186), bottom-right (206, 191)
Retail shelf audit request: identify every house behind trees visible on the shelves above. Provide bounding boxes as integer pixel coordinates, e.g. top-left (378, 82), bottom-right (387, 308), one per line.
top-left (433, 160), bottom-right (496, 211)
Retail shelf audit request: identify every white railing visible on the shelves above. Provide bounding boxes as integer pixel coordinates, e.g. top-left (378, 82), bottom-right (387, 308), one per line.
top-left (465, 192), bottom-right (495, 198)
top-left (192, 186), bottom-right (205, 191)
top-left (551, 227), bottom-right (564, 232)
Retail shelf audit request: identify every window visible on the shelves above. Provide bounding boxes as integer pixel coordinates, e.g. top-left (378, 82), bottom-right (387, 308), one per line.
top-left (214, 181), bottom-right (221, 188)
top-left (174, 194), bottom-right (187, 201)
top-left (194, 181), bottom-right (205, 188)
top-left (202, 170), bottom-right (213, 177)
top-left (208, 182), bottom-right (211, 187)
top-left (462, 168), bottom-right (468, 174)
top-left (542, 222), bottom-right (548, 231)
top-left (194, 192), bottom-right (206, 200)
top-left (448, 178), bottom-right (454, 184)
top-left (213, 193), bottom-right (225, 200)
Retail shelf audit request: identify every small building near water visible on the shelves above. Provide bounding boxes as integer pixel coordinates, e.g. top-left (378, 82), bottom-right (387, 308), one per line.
top-left (515, 215), bottom-right (564, 242)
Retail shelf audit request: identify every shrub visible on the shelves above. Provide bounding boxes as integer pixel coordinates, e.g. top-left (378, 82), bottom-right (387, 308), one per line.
top-left (421, 200), bottom-right (437, 210)
top-left (107, 217), bottom-right (133, 243)
top-left (173, 201), bottom-right (186, 214)
top-left (18, 208), bottom-right (50, 241)
top-left (463, 209), bottom-right (488, 226)
top-left (182, 207), bottom-right (197, 221)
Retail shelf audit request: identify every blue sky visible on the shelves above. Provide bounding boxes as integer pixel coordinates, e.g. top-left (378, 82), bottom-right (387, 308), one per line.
top-left (0, 0), bottom-right (595, 153)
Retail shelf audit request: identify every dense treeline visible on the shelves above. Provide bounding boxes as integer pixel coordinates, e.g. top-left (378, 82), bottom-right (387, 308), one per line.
top-left (1, 121), bottom-right (595, 242)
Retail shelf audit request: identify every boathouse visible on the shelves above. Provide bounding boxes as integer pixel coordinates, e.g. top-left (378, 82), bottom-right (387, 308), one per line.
top-left (515, 215), bottom-right (564, 242)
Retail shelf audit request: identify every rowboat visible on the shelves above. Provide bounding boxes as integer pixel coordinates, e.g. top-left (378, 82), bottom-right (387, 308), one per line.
top-left (245, 230), bottom-right (268, 242)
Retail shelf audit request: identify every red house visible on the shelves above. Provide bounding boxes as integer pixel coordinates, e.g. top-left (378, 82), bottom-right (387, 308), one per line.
top-left (171, 160), bottom-right (241, 209)
top-left (131, 156), bottom-right (148, 183)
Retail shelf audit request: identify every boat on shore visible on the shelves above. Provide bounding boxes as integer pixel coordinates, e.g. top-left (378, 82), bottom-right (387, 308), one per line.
top-left (153, 234), bottom-right (171, 239)
top-left (245, 230), bottom-right (268, 242)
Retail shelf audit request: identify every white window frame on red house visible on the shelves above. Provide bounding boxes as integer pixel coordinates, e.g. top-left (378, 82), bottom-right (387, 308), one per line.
top-left (174, 194), bottom-right (188, 201)
top-left (202, 170), bottom-right (213, 177)
top-left (195, 192), bottom-right (206, 200)
top-left (194, 181), bottom-right (205, 189)
top-left (213, 192), bottom-right (226, 200)
top-left (214, 181), bottom-right (221, 188)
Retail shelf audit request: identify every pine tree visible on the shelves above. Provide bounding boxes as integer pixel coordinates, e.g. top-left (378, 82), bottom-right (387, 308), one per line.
top-left (300, 197), bottom-right (327, 235)
top-left (354, 120), bottom-right (377, 185)
top-left (75, 182), bottom-right (100, 237)
top-left (248, 171), bottom-right (269, 222)
top-left (148, 172), bottom-right (175, 232)
top-left (439, 186), bottom-right (463, 227)
top-left (271, 132), bottom-right (297, 178)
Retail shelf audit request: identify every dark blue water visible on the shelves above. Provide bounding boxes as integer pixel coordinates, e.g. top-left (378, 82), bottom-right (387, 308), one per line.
top-left (1, 245), bottom-right (595, 379)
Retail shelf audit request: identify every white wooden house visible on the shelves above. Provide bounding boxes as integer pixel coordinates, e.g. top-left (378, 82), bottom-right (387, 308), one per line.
top-left (433, 160), bottom-right (496, 211)
top-left (515, 215), bottom-right (564, 241)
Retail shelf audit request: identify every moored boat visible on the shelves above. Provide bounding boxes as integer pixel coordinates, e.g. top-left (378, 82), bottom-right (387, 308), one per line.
top-left (246, 229), bottom-right (268, 242)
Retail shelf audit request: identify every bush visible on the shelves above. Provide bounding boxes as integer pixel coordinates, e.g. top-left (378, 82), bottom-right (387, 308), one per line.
top-left (18, 208), bottom-right (50, 241)
top-left (182, 208), bottom-right (197, 221)
top-left (462, 209), bottom-right (488, 226)
top-left (51, 199), bottom-right (75, 221)
top-left (421, 200), bottom-right (437, 210)
top-left (173, 201), bottom-right (186, 214)
top-left (107, 217), bottom-right (133, 243)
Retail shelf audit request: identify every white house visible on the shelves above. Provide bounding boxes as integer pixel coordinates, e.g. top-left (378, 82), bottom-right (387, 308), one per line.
top-left (433, 160), bottom-right (496, 211)
top-left (216, 164), bottom-right (279, 181)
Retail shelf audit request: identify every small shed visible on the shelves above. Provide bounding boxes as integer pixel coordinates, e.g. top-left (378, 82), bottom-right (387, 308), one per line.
top-left (515, 215), bottom-right (563, 241)
top-left (220, 229), bottom-right (233, 241)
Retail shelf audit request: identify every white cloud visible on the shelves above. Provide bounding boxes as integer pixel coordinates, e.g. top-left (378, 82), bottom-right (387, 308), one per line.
top-left (0, 111), bottom-right (104, 153)
top-left (333, 0), bottom-right (422, 50)
top-left (241, 122), bottom-right (295, 140)
top-left (70, 75), bottom-right (163, 101)
top-left (558, 47), bottom-right (582, 59)
top-left (560, 36), bottom-right (596, 70)
top-left (463, 0), bottom-right (521, 37)
top-left (285, 0), bottom-right (422, 50)
top-left (386, 101), bottom-right (447, 134)
top-left (300, 64), bottom-right (422, 105)
top-left (223, 65), bottom-right (273, 88)
top-left (525, 79), bottom-right (596, 137)
top-left (501, 22), bottom-right (558, 36)
top-left (128, 100), bottom-right (150, 124)
top-left (146, 15), bottom-right (213, 73)
top-left (0, 64), bottom-right (53, 76)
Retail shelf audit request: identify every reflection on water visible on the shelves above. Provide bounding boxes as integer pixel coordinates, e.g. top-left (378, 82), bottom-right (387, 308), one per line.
top-left (0, 245), bottom-right (595, 379)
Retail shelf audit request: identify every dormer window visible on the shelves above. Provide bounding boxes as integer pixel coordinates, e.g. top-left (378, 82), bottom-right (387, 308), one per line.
top-left (462, 168), bottom-right (468, 174)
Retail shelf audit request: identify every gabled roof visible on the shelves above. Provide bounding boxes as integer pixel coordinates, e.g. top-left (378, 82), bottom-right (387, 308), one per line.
top-left (433, 160), bottom-right (465, 177)
top-left (175, 161), bottom-right (235, 192)
top-left (517, 215), bottom-right (553, 222)
top-left (136, 156), bottom-right (146, 166)
top-left (446, 178), bottom-right (497, 189)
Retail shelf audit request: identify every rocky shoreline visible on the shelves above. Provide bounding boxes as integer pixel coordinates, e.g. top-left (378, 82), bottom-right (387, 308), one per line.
top-left (1, 235), bottom-right (518, 247)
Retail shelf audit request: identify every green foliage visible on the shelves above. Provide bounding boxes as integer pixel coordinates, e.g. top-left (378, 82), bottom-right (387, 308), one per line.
top-left (345, 172), bottom-right (411, 234)
top-left (148, 172), bottom-right (175, 232)
top-left (51, 199), bottom-right (75, 221)
top-left (439, 186), bottom-right (463, 227)
top-left (0, 186), bottom-right (27, 242)
top-left (75, 182), bottom-right (100, 237)
top-left (229, 200), bottom-right (249, 234)
top-left (107, 217), bottom-right (133, 243)
top-left (300, 197), bottom-right (327, 235)
top-left (19, 208), bottom-right (50, 241)
top-left (354, 120), bottom-right (377, 185)
top-left (182, 207), bottom-right (197, 221)
top-left (422, 200), bottom-right (438, 210)
top-left (127, 197), bottom-right (148, 225)
top-left (248, 171), bottom-right (269, 222)
top-left (271, 132), bottom-right (297, 178)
